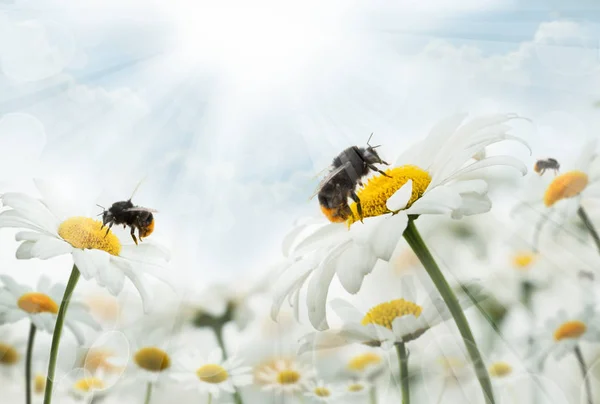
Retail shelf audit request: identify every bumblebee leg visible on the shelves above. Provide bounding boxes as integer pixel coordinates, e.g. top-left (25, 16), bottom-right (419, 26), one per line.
top-left (350, 191), bottom-right (363, 223)
top-left (368, 164), bottom-right (391, 178)
top-left (104, 222), bottom-right (113, 237)
top-left (130, 226), bottom-right (138, 245)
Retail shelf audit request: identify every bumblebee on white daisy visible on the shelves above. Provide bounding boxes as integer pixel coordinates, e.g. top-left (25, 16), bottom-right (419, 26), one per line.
top-left (171, 348), bottom-right (252, 401)
top-left (255, 358), bottom-right (315, 395)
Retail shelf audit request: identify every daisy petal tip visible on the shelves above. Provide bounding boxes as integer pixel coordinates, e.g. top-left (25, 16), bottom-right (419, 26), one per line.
top-left (386, 180), bottom-right (413, 212)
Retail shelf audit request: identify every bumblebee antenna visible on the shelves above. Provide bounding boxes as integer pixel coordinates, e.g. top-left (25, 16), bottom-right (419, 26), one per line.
top-left (128, 176), bottom-right (148, 201)
top-left (366, 132), bottom-right (381, 149)
top-left (96, 204), bottom-right (105, 210)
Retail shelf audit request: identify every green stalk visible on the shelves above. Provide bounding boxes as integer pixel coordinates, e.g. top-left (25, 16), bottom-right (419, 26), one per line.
top-left (575, 346), bottom-right (593, 404)
top-left (43, 266), bottom-right (80, 404)
top-left (403, 219), bottom-right (495, 404)
top-left (25, 323), bottom-right (37, 404)
top-left (370, 386), bottom-right (378, 404)
top-left (144, 382), bottom-right (153, 404)
top-left (212, 326), bottom-right (243, 404)
top-left (396, 343), bottom-right (410, 404)
top-left (578, 206), bottom-right (600, 255)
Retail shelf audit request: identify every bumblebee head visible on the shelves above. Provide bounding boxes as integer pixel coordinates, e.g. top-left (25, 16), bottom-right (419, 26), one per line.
top-left (363, 133), bottom-right (389, 165)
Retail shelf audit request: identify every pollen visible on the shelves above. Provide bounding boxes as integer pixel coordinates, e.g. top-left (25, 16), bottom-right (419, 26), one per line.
top-left (512, 252), bottom-right (536, 271)
top-left (58, 216), bottom-right (121, 256)
top-left (73, 377), bottom-right (105, 393)
top-left (488, 361), bottom-right (512, 378)
top-left (17, 292), bottom-right (59, 315)
top-left (361, 299), bottom-right (423, 329)
top-left (554, 320), bottom-right (587, 341)
top-left (34, 374), bottom-right (46, 394)
top-left (277, 369), bottom-right (301, 385)
top-left (196, 364), bottom-right (229, 384)
top-left (348, 383), bottom-right (365, 392)
top-left (314, 387), bottom-right (331, 397)
top-left (348, 166), bottom-right (431, 226)
top-left (347, 352), bottom-right (382, 372)
top-left (544, 171), bottom-right (589, 207)
top-left (0, 343), bottom-right (20, 365)
top-left (133, 347), bottom-right (171, 372)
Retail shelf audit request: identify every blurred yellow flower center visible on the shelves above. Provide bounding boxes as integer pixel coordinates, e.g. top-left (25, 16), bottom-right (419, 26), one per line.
top-left (58, 217), bottom-right (121, 256)
top-left (73, 377), bottom-right (105, 393)
top-left (0, 343), bottom-right (19, 365)
top-left (196, 364), bottom-right (229, 383)
top-left (17, 292), bottom-right (59, 314)
top-left (348, 383), bottom-right (365, 392)
top-left (314, 387), bottom-right (331, 397)
top-left (84, 349), bottom-right (122, 374)
top-left (348, 166), bottom-right (431, 225)
top-left (277, 369), bottom-right (301, 385)
top-left (347, 352), bottom-right (382, 372)
top-left (544, 171), bottom-right (588, 207)
top-left (488, 361), bottom-right (512, 378)
top-left (133, 347), bottom-right (171, 372)
top-left (512, 252), bottom-right (536, 271)
top-left (362, 299), bottom-right (423, 329)
top-left (554, 320), bottom-right (587, 341)
top-left (34, 374), bottom-right (46, 394)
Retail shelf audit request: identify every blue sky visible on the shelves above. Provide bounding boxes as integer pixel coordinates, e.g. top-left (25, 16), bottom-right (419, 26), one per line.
top-left (1, 0), bottom-right (600, 285)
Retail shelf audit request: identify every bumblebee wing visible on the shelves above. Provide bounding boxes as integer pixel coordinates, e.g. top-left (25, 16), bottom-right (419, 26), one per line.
top-left (124, 207), bottom-right (159, 213)
top-left (309, 162), bottom-right (351, 200)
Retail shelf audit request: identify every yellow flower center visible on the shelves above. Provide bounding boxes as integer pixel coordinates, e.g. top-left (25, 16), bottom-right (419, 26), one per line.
top-left (84, 349), bottom-right (122, 374)
top-left (554, 320), bottom-right (587, 341)
top-left (361, 299), bottom-right (423, 329)
top-left (348, 383), bottom-right (365, 392)
top-left (512, 252), bottom-right (536, 271)
top-left (488, 361), bottom-right (512, 378)
top-left (73, 377), bottom-right (105, 393)
top-left (133, 347), bottom-right (171, 372)
top-left (347, 166), bottom-right (431, 226)
top-left (347, 352), bottom-right (382, 372)
top-left (17, 293), bottom-right (59, 314)
top-left (34, 374), bottom-right (46, 394)
top-left (58, 217), bottom-right (121, 256)
top-left (196, 364), bottom-right (229, 384)
top-left (277, 369), bottom-right (301, 385)
top-left (544, 171), bottom-right (589, 207)
top-left (0, 343), bottom-right (19, 365)
top-left (314, 387), bottom-right (331, 397)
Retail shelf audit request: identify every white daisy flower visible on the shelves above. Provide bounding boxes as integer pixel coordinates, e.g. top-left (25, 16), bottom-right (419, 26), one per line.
top-left (343, 379), bottom-right (372, 397)
top-left (171, 347), bottom-right (252, 399)
top-left (127, 329), bottom-right (174, 385)
top-left (256, 359), bottom-right (315, 395)
top-left (0, 325), bottom-right (24, 378)
top-left (58, 367), bottom-right (116, 403)
top-left (538, 305), bottom-right (600, 361)
top-left (0, 180), bottom-right (170, 312)
top-left (304, 380), bottom-right (343, 402)
top-left (272, 113), bottom-right (529, 329)
top-left (344, 349), bottom-right (386, 381)
top-left (0, 275), bottom-right (99, 344)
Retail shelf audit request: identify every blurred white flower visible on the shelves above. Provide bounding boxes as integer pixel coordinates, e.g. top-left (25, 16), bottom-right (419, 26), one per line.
top-left (0, 275), bottom-right (99, 344)
top-left (0, 325), bottom-right (24, 378)
top-left (303, 380), bottom-right (343, 402)
top-left (256, 359), bottom-right (315, 395)
top-left (126, 329), bottom-right (175, 385)
top-left (273, 114), bottom-right (529, 330)
top-left (171, 347), bottom-right (252, 399)
top-left (0, 180), bottom-right (170, 312)
top-left (344, 349), bottom-right (386, 381)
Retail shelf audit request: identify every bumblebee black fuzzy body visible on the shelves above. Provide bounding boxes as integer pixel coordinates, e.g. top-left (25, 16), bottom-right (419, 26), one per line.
top-left (314, 137), bottom-right (389, 223)
top-left (99, 199), bottom-right (156, 245)
top-left (534, 158), bottom-right (560, 176)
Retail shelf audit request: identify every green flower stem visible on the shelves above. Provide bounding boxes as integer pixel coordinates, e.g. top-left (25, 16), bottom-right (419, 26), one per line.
top-left (43, 265), bottom-right (80, 404)
top-left (578, 206), bottom-right (600, 255)
top-left (403, 218), bottom-right (495, 404)
top-left (575, 346), bottom-right (593, 404)
top-left (370, 386), bottom-right (378, 404)
top-left (212, 326), bottom-right (243, 404)
top-left (144, 382), bottom-right (153, 404)
top-left (25, 323), bottom-right (37, 404)
top-left (395, 343), bottom-right (410, 404)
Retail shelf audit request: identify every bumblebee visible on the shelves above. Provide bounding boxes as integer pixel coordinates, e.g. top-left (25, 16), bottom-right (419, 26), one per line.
top-left (98, 183), bottom-right (157, 245)
top-left (311, 134), bottom-right (389, 223)
top-left (534, 158), bottom-right (560, 176)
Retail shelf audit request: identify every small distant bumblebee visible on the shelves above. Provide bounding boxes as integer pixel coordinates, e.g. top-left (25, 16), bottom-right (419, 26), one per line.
top-left (534, 158), bottom-right (560, 176)
top-left (311, 134), bottom-right (389, 223)
top-left (97, 183), bottom-right (157, 245)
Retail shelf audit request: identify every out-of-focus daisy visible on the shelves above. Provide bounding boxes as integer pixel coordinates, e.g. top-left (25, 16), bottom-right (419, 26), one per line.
top-left (0, 325), bottom-right (24, 377)
top-left (171, 348), bottom-right (252, 399)
top-left (57, 368), bottom-right (115, 403)
top-left (538, 305), bottom-right (600, 361)
top-left (0, 180), bottom-right (170, 311)
top-left (273, 113), bottom-right (529, 329)
top-left (256, 359), bottom-right (315, 395)
top-left (127, 330), bottom-right (174, 385)
top-left (343, 379), bottom-right (372, 397)
top-left (0, 275), bottom-right (99, 344)
top-left (345, 349), bottom-right (386, 380)
top-left (304, 380), bottom-right (343, 402)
